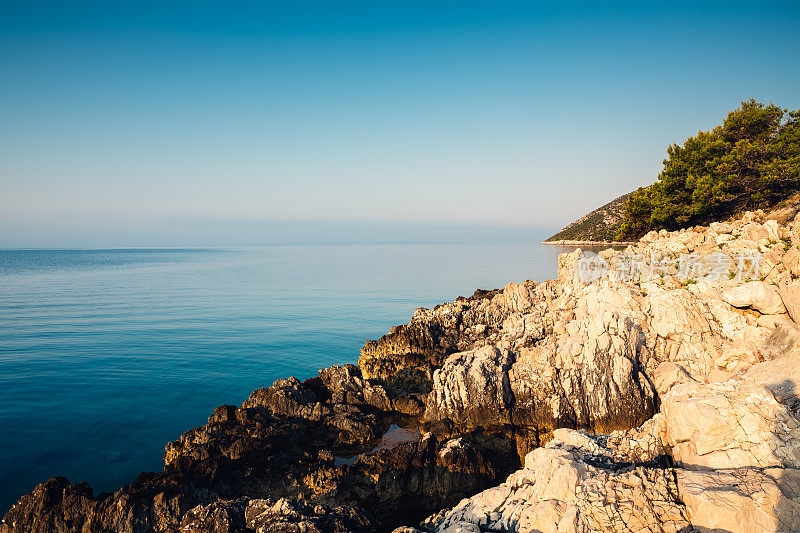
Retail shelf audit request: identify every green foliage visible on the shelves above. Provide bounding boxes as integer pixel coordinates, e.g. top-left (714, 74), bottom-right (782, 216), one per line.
top-left (617, 99), bottom-right (800, 240)
top-left (545, 193), bottom-right (630, 242)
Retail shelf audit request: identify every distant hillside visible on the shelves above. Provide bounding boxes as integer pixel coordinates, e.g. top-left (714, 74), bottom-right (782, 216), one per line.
top-left (545, 193), bottom-right (631, 243)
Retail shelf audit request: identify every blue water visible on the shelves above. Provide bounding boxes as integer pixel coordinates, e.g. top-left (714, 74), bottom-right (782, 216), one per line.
top-left (0, 244), bottom-right (569, 513)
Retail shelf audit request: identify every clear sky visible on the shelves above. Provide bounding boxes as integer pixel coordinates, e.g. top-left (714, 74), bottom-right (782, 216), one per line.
top-left (1, 1), bottom-right (798, 246)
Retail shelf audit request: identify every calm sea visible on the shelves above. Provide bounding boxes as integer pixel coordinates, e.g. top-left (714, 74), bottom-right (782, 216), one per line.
top-left (0, 244), bottom-right (572, 512)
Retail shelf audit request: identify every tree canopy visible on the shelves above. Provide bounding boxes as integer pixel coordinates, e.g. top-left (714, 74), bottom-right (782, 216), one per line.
top-left (617, 99), bottom-right (800, 240)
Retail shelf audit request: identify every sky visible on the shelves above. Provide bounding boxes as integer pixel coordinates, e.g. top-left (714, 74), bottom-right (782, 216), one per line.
top-left (1, 1), bottom-right (798, 247)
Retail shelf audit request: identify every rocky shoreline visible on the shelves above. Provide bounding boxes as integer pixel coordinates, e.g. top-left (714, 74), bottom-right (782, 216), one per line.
top-left (3, 209), bottom-right (799, 533)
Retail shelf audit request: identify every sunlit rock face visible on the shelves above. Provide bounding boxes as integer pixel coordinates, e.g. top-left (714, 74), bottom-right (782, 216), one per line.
top-left (390, 209), bottom-right (800, 533)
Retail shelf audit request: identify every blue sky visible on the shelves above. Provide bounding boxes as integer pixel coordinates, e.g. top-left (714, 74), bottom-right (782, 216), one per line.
top-left (1, 1), bottom-right (798, 246)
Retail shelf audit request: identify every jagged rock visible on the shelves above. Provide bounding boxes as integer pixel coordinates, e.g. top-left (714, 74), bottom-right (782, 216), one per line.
top-left (412, 406), bottom-right (800, 532)
top-left (424, 346), bottom-right (514, 429)
top-left (334, 433), bottom-right (508, 528)
top-left (420, 281), bottom-right (658, 446)
top-left (0, 477), bottom-right (96, 533)
top-left (243, 498), bottom-right (372, 533)
top-left (419, 444), bottom-right (690, 533)
top-left (358, 282), bottom-right (555, 390)
top-left (179, 499), bottom-right (248, 532)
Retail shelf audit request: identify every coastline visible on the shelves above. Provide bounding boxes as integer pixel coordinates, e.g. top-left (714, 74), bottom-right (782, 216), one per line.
top-left (3, 209), bottom-right (799, 532)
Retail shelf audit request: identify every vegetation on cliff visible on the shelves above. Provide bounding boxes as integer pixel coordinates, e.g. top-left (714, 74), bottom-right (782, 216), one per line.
top-left (546, 99), bottom-right (799, 243)
top-left (617, 99), bottom-right (800, 240)
top-left (544, 193), bottom-right (631, 242)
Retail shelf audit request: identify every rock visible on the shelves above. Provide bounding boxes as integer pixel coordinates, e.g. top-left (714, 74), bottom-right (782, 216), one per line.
top-left (759, 321), bottom-right (800, 361)
top-left (723, 281), bottom-right (786, 315)
top-left (424, 346), bottom-right (514, 428)
top-left (662, 359), bottom-right (800, 470)
top-left (677, 467), bottom-right (800, 533)
top-left (744, 353), bottom-right (800, 412)
top-left (358, 282), bottom-right (554, 390)
top-left (335, 433), bottom-right (507, 529)
top-left (243, 498), bottom-right (372, 533)
top-left (410, 391), bottom-right (800, 532)
top-left (653, 361), bottom-right (696, 396)
top-left (0, 477), bottom-right (96, 533)
top-left (419, 444), bottom-right (691, 533)
top-left (778, 280), bottom-right (800, 323)
top-left (781, 245), bottom-right (800, 278)
top-left (179, 499), bottom-right (248, 532)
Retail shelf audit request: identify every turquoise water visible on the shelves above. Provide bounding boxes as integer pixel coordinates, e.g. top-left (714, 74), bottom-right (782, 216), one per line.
top-left (0, 244), bottom-right (569, 513)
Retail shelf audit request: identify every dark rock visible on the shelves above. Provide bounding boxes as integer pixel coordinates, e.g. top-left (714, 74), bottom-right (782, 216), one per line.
top-left (0, 477), bottom-right (96, 533)
top-left (2, 359), bottom-right (509, 532)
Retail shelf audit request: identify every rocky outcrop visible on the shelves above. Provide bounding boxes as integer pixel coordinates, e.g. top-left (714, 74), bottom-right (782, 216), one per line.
top-left (424, 346), bottom-right (514, 430)
top-left (1, 365), bottom-right (510, 533)
top-left (391, 209), bottom-right (800, 533)
top-left (404, 407), bottom-right (799, 533)
top-left (358, 284), bottom-right (555, 394)
top-left (403, 359), bottom-right (800, 532)
top-left (4, 209), bottom-right (800, 532)
top-left (180, 498), bottom-right (373, 533)
top-left (662, 373), bottom-right (800, 470)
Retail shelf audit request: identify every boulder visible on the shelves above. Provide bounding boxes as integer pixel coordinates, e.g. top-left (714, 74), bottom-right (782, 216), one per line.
top-left (723, 281), bottom-right (786, 315)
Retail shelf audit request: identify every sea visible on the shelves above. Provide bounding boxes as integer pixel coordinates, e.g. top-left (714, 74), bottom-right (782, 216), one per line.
top-left (0, 243), bottom-right (576, 513)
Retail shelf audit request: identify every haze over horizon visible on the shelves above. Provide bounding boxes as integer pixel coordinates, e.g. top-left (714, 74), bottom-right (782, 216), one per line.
top-left (1, 1), bottom-right (798, 247)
